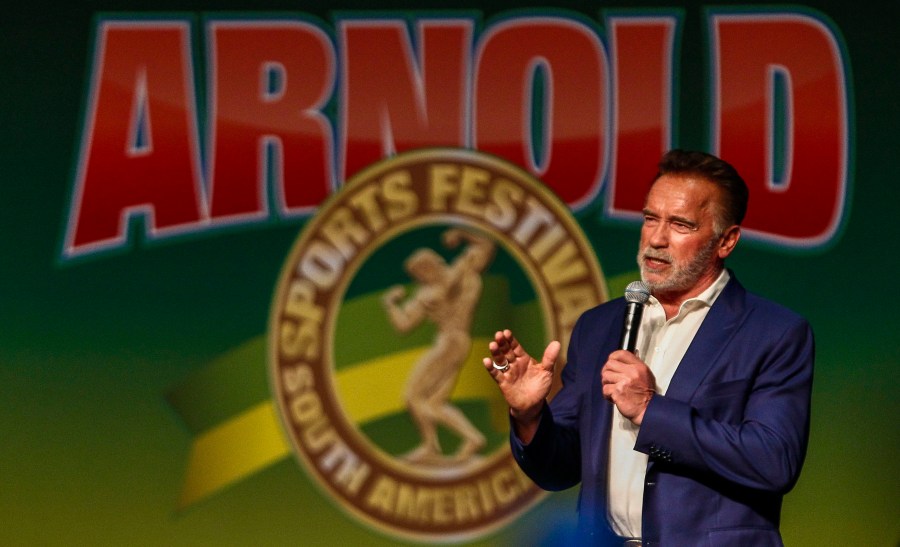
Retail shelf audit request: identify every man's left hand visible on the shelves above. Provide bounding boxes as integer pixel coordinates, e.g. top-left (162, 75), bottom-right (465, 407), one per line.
top-left (601, 350), bottom-right (657, 425)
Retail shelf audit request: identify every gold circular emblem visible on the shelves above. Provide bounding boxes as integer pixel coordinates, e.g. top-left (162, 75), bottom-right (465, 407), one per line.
top-left (269, 148), bottom-right (607, 541)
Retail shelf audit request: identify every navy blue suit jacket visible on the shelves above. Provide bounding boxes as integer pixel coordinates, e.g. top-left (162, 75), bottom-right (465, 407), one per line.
top-left (512, 274), bottom-right (814, 546)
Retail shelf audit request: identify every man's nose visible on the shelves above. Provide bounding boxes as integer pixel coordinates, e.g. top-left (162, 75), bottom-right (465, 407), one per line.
top-left (647, 222), bottom-right (669, 247)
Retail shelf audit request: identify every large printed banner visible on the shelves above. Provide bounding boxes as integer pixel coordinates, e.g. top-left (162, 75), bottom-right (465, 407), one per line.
top-left (64, 9), bottom-right (849, 260)
top-left (2, 2), bottom-right (898, 546)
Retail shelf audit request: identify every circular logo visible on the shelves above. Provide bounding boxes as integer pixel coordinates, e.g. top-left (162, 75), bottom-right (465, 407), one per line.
top-left (269, 148), bottom-right (607, 541)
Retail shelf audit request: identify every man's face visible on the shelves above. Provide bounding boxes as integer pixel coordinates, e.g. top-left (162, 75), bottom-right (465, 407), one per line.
top-left (407, 251), bottom-right (444, 283)
top-left (637, 174), bottom-right (728, 297)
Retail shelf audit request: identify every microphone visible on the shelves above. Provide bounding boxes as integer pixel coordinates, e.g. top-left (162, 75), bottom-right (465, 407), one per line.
top-left (620, 281), bottom-right (650, 353)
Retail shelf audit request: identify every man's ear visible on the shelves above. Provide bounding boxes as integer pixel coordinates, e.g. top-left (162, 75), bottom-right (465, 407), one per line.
top-left (718, 225), bottom-right (741, 258)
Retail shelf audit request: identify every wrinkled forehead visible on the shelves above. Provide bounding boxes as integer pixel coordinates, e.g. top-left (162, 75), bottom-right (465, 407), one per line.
top-left (646, 174), bottom-right (722, 218)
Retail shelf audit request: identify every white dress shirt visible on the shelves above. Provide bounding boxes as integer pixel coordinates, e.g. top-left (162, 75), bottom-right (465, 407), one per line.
top-left (607, 269), bottom-right (730, 538)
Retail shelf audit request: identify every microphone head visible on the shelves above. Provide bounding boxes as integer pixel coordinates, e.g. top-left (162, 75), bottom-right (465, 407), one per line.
top-left (624, 280), bottom-right (650, 304)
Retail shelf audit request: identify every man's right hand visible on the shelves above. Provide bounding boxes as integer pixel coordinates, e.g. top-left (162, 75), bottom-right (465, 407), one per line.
top-left (482, 329), bottom-right (560, 443)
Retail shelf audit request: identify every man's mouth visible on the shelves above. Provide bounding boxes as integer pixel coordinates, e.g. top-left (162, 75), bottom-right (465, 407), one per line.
top-left (642, 252), bottom-right (671, 270)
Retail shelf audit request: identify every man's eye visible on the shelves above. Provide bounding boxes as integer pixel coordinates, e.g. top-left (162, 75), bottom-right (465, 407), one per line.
top-left (643, 216), bottom-right (659, 225)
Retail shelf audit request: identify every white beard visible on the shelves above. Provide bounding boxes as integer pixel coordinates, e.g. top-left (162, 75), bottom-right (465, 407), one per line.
top-left (637, 236), bottom-right (719, 294)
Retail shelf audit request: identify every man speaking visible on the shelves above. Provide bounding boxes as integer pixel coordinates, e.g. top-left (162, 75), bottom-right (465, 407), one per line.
top-left (484, 150), bottom-right (814, 545)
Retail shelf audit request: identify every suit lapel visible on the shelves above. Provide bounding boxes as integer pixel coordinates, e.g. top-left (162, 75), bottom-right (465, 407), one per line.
top-left (664, 274), bottom-right (749, 402)
top-left (587, 309), bottom-right (621, 492)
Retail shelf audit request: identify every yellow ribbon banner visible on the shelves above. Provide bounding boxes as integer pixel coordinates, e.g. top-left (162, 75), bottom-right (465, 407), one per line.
top-left (175, 342), bottom-right (503, 509)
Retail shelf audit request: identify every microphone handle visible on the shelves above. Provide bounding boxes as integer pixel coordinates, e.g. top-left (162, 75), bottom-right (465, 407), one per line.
top-left (620, 302), bottom-right (644, 352)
